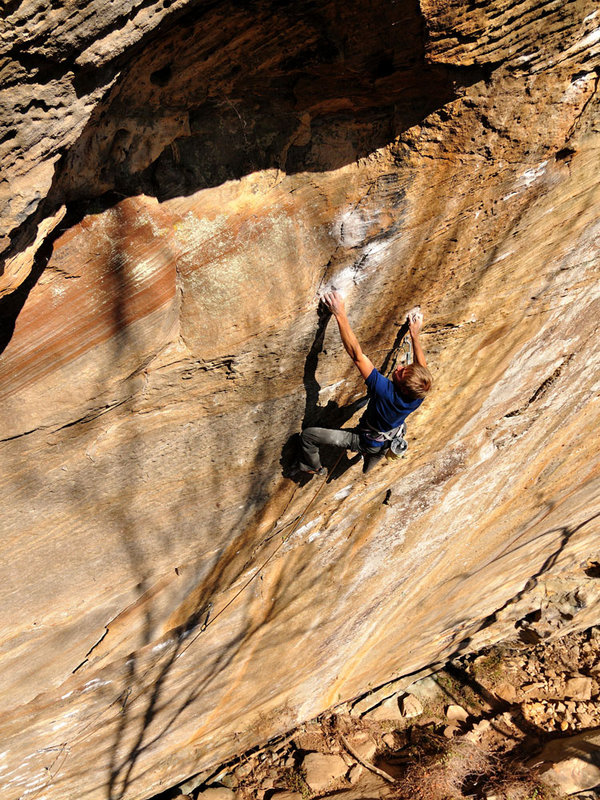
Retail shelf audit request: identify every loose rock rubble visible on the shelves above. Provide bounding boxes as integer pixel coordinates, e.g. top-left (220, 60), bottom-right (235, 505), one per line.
top-left (465, 626), bottom-right (600, 735)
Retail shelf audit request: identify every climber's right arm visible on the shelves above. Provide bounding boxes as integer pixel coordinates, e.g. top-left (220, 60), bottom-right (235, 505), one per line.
top-left (321, 292), bottom-right (374, 380)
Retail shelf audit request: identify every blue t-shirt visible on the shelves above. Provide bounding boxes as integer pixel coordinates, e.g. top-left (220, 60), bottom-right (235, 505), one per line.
top-left (360, 368), bottom-right (423, 446)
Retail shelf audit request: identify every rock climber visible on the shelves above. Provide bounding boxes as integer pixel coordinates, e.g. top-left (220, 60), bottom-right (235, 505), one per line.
top-left (297, 291), bottom-right (432, 475)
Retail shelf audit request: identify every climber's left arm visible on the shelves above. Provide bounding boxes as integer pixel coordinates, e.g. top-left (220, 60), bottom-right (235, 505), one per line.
top-left (408, 315), bottom-right (428, 369)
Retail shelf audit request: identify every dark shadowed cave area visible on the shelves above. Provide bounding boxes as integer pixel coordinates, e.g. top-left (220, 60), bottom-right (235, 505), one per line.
top-left (43, 0), bottom-right (480, 215)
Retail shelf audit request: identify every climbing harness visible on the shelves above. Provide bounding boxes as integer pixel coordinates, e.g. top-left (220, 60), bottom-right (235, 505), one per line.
top-left (359, 419), bottom-right (408, 461)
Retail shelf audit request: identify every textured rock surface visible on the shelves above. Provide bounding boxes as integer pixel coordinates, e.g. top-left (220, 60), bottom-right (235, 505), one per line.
top-left (302, 752), bottom-right (349, 793)
top-left (0, 1), bottom-right (599, 799)
top-left (534, 729), bottom-right (600, 794)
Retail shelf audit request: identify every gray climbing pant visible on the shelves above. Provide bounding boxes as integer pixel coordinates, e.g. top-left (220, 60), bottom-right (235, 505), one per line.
top-left (299, 427), bottom-right (385, 472)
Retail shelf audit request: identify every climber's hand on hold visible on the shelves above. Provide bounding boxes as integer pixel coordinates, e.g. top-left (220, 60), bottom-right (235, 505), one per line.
top-left (408, 308), bottom-right (423, 337)
top-left (321, 291), bottom-right (345, 318)
top-left (408, 316), bottom-right (422, 337)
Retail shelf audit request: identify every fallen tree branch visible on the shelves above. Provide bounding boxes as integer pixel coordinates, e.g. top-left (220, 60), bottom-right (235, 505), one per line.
top-left (339, 733), bottom-right (396, 784)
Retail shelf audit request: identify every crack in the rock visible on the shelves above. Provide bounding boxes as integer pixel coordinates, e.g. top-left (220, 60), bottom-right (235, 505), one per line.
top-left (565, 69), bottom-right (599, 141)
top-left (56, 398), bottom-right (130, 431)
top-left (72, 626), bottom-right (109, 673)
top-left (504, 353), bottom-right (574, 418)
top-left (45, 265), bottom-right (81, 279)
top-left (0, 425), bottom-right (50, 443)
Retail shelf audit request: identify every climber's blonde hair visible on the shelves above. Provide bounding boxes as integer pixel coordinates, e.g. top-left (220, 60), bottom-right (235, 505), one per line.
top-left (394, 364), bottom-right (433, 400)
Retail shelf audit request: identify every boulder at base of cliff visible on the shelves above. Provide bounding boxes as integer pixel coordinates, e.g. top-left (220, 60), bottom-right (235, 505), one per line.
top-left (533, 730), bottom-right (600, 794)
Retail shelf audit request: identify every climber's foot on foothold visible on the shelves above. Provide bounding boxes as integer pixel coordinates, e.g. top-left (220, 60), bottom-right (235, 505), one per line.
top-left (292, 462), bottom-right (327, 477)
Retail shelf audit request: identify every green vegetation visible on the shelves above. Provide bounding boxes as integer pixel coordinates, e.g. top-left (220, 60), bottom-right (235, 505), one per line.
top-left (282, 765), bottom-right (312, 799)
top-left (472, 648), bottom-right (507, 683)
top-left (435, 670), bottom-right (484, 712)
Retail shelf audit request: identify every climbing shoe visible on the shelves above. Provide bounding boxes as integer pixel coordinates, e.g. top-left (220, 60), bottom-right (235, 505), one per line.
top-left (292, 462), bottom-right (327, 477)
top-left (303, 465), bottom-right (328, 476)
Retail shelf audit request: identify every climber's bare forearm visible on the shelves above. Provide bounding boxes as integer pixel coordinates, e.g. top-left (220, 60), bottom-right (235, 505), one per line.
top-left (321, 291), bottom-right (374, 379)
top-left (335, 313), bottom-right (374, 378)
top-left (411, 332), bottom-right (427, 368)
top-left (335, 312), bottom-right (361, 361)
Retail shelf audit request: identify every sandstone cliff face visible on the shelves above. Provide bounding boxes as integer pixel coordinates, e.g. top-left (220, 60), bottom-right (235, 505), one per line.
top-left (1, 1), bottom-right (599, 799)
